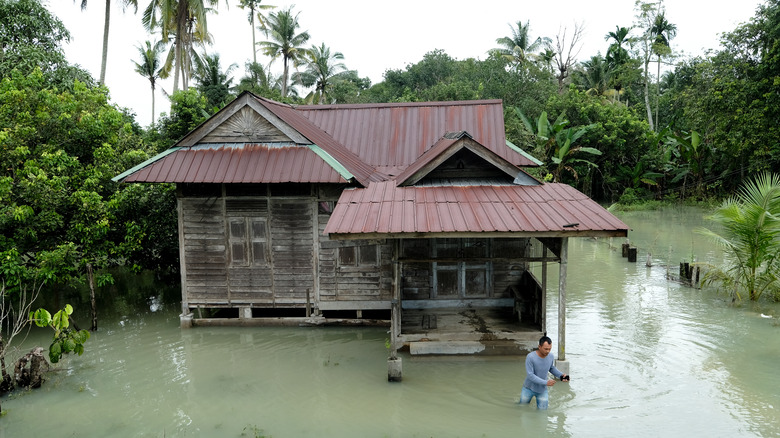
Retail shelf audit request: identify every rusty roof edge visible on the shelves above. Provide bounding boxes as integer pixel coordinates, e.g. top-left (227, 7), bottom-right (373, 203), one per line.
top-left (506, 139), bottom-right (543, 166)
top-left (308, 144), bottom-right (354, 182)
top-left (255, 96), bottom-right (378, 186)
top-left (112, 147), bottom-right (182, 182)
top-left (294, 99), bottom-right (504, 111)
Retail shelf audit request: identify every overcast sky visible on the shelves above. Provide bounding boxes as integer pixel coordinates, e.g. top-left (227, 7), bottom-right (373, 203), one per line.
top-left (46, 0), bottom-right (764, 126)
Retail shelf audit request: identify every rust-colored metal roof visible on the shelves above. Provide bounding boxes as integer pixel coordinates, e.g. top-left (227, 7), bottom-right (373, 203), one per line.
top-left (253, 97), bottom-right (383, 185)
top-left (324, 181), bottom-right (629, 238)
top-left (120, 144), bottom-right (347, 184)
top-left (292, 99), bottom-right (538, 172)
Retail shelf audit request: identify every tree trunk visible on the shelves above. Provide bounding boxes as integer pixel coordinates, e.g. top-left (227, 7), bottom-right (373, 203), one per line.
top-left (0, 336), bottom-right (13, 394)
top-left (99, 0), bottom-right (111, 85)
top-left (643, 56), bottom-right (654, 132)
top-left (251, 12), bottom-right (257, 64)
top-left (87, 263), bottom-right (98, 331)
top-left (151, 82), bottom-right (156, 126)
top-left (655, 55), bottom-right (661, 130)
top-left (14, 347), bottom-right (48, 389)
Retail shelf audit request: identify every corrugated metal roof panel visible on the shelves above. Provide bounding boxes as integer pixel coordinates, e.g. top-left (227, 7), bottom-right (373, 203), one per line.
top-left (121, 144), bottom-right (346, 184)
top-left (294, 100), bottom-right (537, 170)
top-left (323, 182), bottom-right (629, 237)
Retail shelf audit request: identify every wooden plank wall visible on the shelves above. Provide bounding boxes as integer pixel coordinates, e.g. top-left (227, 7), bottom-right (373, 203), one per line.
top-left (270, 200), bottom-right (314, 305)
top-left (181, 197), bottom-right (229, 303)
top-left (317, 222), bottom-right (394, 305)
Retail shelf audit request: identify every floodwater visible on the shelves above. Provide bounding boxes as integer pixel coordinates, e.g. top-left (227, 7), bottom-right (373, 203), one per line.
top-left (2, 206), bottom-right (779, 437)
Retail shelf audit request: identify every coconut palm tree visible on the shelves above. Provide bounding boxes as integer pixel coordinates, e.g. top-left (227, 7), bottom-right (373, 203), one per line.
top-left (132, 40), bottom-right (166, 125)
top-left (492, 20), bottom-right (550, 66)
top-left (258, 6), bottom-right (310, 98)
top-left (143, 0), bottom-right (217, 92)
top-left (295, 43), bottom-right (347, 104)
top-left (650, 12), bottom-right (676, 129)
top-left (237, 0), bottom-right (275, 64)
top-left (697, 173), bottom-right (780, 301)
top-left (193, 52), bottom-right (237, 109)
top-left (75, 0), bottom-right (138, 85)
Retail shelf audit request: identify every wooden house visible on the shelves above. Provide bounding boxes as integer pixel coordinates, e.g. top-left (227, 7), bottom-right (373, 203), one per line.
top-left (114, 92), bottom-right (628, 378)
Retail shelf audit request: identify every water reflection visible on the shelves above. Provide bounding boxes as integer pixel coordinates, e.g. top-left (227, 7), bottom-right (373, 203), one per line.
top-left (1, 207), bottom-right (779, 437)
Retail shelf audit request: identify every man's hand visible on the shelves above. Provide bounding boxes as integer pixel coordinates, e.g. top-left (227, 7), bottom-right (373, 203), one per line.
top-left (561, 374), bottom-right (570, 381)
top-left (546, 379), bottom-right (555, 386)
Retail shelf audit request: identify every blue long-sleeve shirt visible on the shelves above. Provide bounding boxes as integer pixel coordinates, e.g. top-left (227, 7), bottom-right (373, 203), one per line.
top-left (523, 351), bottom-right (563, 393)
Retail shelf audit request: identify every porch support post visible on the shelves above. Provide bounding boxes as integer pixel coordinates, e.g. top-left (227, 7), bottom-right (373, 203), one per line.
top-left (557, 237), bottom-right (570, 375)
top-left (388, 239), bottom-right (403, 382)
top-left (176, 194), bottom-right (193, 328)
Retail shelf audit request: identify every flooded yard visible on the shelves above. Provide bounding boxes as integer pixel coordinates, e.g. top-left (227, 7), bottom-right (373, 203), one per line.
top-left (2, 206), bottom-right (778, 437)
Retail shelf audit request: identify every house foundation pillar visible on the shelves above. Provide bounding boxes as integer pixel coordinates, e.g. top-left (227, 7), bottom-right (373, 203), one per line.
top-left (180, 312), bottom-right (193, 329)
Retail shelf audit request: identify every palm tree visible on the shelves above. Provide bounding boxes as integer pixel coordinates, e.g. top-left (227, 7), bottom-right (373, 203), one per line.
top-left (236, 61), bottom-right (281, 97)
top-left (76, 0), bottom-right (138, 85)
top-left (237, 0), bottom-right (276, 64)
top-left (258, 6), bottom-right (311, 98)
top-left (697, 173), bottom-right (780, 301)
top-left (492, 20), bottom-right (550, 66)
top-left (575, 55), bottom-right (610, 97)
top-left (143, 0), bottom-right (217, 92)
top-left (295, 43), bottom-right (347, 104)
top-left (650, 12), bottom-right (677, 129)
top-left (193, 52), bottom-right (237, 109)
top-left (132, 40), bottom-right (166, 125)
top-left (604, 26), bottom-right (631, 104)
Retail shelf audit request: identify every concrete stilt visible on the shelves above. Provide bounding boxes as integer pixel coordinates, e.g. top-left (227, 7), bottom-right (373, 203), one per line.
top-left (387, 357), bottom-right (402, 382)
top-left (555, 359), bottom-right (570, 376)
top-left (180, 313), bottom-right (193, 329)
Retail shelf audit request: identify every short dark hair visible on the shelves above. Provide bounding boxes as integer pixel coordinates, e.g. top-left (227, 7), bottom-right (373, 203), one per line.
top-left (539, 336), bottom-right (552, 346)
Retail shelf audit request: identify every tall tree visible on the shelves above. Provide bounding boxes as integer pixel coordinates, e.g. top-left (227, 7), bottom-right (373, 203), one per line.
top-left (143, 0), bottom-right (217, 92)
top-left (295, 42), bottom-right (347, 104)
top-left (552, 23), bottom-right (585, 93)
top-left (132, 40), bottom-right (166, 125)
top-left (635, 0), bottom-right (662, 131)
top-left (651, 12), bottom-right (677, 129)
top-left (258, 6), bottom-right (311, 98)
top-left (237, 0), bottom-right (275, 64)
top-left (75, 0), bottom-right (138, 85)
top-left (193, 52), bottom-right (237, 109)
top-left (605, 26), bottom-right (632, 102)
top-left (492, 20), bottom-right (551, 66)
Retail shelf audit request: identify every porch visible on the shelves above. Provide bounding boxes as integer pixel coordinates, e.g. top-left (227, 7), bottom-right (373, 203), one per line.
top-left (399, 305), bottom-right (544, 355)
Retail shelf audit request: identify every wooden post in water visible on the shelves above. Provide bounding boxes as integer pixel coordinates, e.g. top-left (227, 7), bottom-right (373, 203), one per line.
top-left (558, 238), bottom-right (567, 360)
top-left (627, 246), bottom-right (637, 262)
top-left (388, 240), bottom-right (402, 382)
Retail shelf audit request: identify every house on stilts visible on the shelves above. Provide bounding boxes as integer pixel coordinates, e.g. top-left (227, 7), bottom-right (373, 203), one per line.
top-left (114, 92), bottom-right (629, 380)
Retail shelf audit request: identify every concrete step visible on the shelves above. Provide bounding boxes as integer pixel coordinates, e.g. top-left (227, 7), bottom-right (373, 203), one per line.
top-left (409, 340), bottom-right (530, 356)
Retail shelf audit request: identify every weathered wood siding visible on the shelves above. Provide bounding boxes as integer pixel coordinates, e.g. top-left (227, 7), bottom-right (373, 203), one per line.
top-left (270, 199), bottom-right (314, 305)
top-left (180, 197), bottom-right (229, 303)
top-left (318, 215), bottom-right (394, 305)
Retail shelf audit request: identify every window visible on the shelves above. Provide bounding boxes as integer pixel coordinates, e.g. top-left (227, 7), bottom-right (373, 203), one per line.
top-left (338, 243), bottom-right (379, 267)
top-left (228, 217), bottom-right (268, 266)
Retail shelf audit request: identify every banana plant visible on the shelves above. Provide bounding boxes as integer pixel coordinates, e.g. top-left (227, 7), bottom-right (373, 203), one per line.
top-left (516, 108), bottom-right (601, 182)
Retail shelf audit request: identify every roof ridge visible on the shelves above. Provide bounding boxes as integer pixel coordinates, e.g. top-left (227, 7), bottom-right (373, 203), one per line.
top-left (293, 99), bottom-right (503, 111)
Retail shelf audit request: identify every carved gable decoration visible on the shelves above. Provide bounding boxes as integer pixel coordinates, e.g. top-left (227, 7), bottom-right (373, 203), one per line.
top-left (201, 106), bottom-right (291, 143)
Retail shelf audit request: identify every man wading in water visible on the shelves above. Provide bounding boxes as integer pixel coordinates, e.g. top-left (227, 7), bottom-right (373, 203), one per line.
top-left (519, 336), bottom-right (569, 409)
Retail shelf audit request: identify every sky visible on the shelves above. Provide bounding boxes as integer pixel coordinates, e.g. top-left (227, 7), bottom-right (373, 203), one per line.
top-left (46, 0), bottom-right (764, 127)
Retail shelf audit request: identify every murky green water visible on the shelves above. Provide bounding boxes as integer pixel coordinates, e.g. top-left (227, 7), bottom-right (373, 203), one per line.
top-left (2, 206), bottom-right (779, 437)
